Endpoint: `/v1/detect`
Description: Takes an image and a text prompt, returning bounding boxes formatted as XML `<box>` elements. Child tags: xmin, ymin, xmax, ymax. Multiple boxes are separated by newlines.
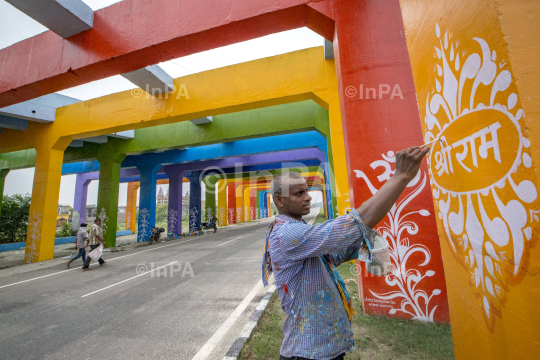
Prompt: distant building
<box><xmin>157</xmin><ymin>186</ymin><xmax>169</xmax><ymax>205</ymax></box>
<box><xmin>182</xmin><ymin>190</ymin><xmax>189</xmax><ymax>216</ymax></box>
<box><xmin>117</xmin><ymin>206</ymin><xmax>126</xmax><ymax>222</ymax></box>
<box><xmin>57</xmin><ymin>204</ymin><xmax>71</xmax><ymax>227</ymax></box>
<box><xmin>86</xmin><ymin>206</ymin><xmax>97</xmax><ymax>223</ymax></box>
<box><xmin>85</xmin><ymin>205</ymin><xmax>127</xmax><ymax>223</ymax></box>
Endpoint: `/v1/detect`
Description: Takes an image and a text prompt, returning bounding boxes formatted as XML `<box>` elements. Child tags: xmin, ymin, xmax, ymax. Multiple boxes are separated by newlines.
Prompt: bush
<box><xmin>0</xmin><ymin>194</ymin><xmax>31</xmax><ymax>244</ymax></box>
<box><xmin>59</xmin><ymin>222</ymin><xmax>72</xmax><ymax>238</ymax></box>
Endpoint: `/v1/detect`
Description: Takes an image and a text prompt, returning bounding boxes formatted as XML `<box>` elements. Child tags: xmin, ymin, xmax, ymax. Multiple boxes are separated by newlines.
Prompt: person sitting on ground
<box><xmin>262</xmin><ymin>146</ymin><xmax>429</xmax><ymax>360</ymax></box>
<box><xmin>82</xmin><ymin>218</ymin><xmax>106</xmax><ymax>271</ymax></box>
<box><xmin>66</xmin><ymin>223</ymin><xmax>88</xmax><ymax>268</ymax></box>
<box><xmin>210</xmin><ymin>214</ymin><xmax>218</xmax><ymax>233</ymax></box>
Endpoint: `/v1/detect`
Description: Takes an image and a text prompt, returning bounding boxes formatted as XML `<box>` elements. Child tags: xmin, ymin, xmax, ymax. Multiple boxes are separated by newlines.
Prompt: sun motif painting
<box><xmin>423</xmin><ymin>24</ymin><xmax>539</xmax><ymax>326</ymax></box>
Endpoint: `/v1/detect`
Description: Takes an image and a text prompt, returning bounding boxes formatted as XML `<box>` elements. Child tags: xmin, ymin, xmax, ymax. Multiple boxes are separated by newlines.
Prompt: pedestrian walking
<box><xmin>210</xmin><ymin>214</ymin><xmax>218</xmax><ymax>233</ymax></box>
<box><xmin>66</xmin><ymin>223</ymin><xmax>89</xmax><ymax>268</ymax></box>
<box><xmin>82</xmin><ymin>218</ymin><xmax>106</xmax><ymax>271</ymax></box>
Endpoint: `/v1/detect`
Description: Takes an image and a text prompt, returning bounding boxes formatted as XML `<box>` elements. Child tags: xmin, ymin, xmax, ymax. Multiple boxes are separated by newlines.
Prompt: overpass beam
<box><xmin>122</xmin><ymin>65</ymin><xmax>174</xmax><ymax>95</ymax></box>
<box><xmin>6</xmin><ymin>0</ymin><xmax>93</xmax><ymax>38</ymax></box>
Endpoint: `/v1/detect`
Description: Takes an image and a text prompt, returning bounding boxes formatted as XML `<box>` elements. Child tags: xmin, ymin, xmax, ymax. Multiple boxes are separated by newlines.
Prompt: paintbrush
<box><xmin>420</xmin><ymin>138</ymin><xmax>442</xmax><ymax>149</ymax></box>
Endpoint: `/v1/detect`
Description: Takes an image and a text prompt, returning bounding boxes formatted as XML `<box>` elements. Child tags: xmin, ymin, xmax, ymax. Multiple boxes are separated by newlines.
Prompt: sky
<box><xmin>0</xmin><ymin>0</ymin><xmax>324</xmax><ymax>207</ymax></box>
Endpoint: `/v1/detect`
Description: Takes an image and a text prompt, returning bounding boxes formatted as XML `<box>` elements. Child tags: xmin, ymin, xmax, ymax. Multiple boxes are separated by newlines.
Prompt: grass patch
<box><xmin>239</xmin><ymin>264</ymin><xmax>454</xmax><ymax>360</ymax></box>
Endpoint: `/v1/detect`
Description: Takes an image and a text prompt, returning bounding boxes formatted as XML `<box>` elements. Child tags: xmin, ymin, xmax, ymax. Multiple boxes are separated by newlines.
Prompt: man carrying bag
<box><xmin>82</xmin><ymin>218</ymin><xmax>107</xmax><ymax>271</ymax></box>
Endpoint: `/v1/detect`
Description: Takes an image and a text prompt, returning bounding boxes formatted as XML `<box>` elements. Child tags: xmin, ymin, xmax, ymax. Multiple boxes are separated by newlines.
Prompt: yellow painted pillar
<box><xmin>235</xmin><ymin>183</ymin><xmax>244</xmax><ymax>223</ymax></box>
<box><xmin>24</xmin><ymin>138</ymin><xmax>70</xmax><ymax>263</ymax></box>
<box><xmin>267</xmin><ymin>193</ymin><xmax>272</xmax><ymax>217</ymax></box>
<box><xmin>243</xmin><ymin>186</ymin><xmax>251</xmax><ymax>222</ymax></box>
<box><xmin>325</xmin><ymin>59</ymin><xmax>351</xmax><ymax>215</ymax></box>
<box><xmin>398</xmin><ymin>1</ymin><xmax>540</xmax><ymax>357</ymax></box>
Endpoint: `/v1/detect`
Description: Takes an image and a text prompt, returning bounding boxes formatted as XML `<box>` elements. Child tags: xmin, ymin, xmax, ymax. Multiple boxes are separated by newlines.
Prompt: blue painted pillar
<box><xmin>136</xmin><ymin>163</ymin><xmax>161</xmax><ymax>242</ymax></box>
<box><xmin>323</xmin><ymin>163</ymin><xmax>334</xmax><ymax>219</ymax></box>
<box><xmin>187</xmin><ymin>170</ymin><xmax>202</xmax><ymax>233</ymax></box>
<box><xmin>260</xmin><ymin>191</ymin><xmax>269</xmax><ymax>218</ymax></box>
<box><xmin>164</xmin><ymin>166</ymin><xmax>186</xmax><ymax>236</ymax></box>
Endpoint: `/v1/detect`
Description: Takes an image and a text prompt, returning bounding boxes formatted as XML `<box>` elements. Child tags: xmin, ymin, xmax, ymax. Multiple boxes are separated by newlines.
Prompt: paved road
<box><xmin>0</xmin><ymin>209</ymin><xmax>318</xmax><ymax>360</ymax></box>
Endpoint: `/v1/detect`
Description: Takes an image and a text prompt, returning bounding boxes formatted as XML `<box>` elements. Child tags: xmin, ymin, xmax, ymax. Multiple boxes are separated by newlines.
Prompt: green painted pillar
<box><xmin>203</xmin><ymin>175</ymin><xmax>219</xmax><ymax>222</ymax></box>
<box><xmin>96</xmin><ymin>154</ymin><xmax>126</xmax><ymax>248</ymax></box>
<box><xmin>0</xmin><ymin>169</ymin><xmax>9</xmax><ymax>218</ymax></box>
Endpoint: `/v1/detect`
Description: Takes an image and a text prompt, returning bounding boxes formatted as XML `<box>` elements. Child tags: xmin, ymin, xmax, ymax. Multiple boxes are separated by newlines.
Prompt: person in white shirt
<box><xmin>82</xmin><ymin>218</ymin><xmax>106</xmax><ymax>271</ymax></box>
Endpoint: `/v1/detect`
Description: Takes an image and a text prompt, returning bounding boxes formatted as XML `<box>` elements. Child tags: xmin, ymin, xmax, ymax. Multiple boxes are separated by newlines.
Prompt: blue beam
<box><xmin>61</xmin><ymin>131</ymin><xmax>327</xmax><ymax>175</ymax></box>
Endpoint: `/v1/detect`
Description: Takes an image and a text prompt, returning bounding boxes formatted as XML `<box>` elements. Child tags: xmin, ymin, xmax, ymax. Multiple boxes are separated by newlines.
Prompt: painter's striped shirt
<box><xmin>268</xmin><ymin>209</ymin><xmax>377</xmax><ymax>360</ymax></box>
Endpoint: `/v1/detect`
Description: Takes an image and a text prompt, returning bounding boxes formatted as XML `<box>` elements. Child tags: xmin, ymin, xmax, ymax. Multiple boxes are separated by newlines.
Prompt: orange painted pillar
<box><xmin>125</xmin><ymin>182</ymin><xmax>138</xmax><ymax>233</ymax></box>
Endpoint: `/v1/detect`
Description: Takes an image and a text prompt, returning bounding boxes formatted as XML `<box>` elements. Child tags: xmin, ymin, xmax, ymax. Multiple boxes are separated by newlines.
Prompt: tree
<box><xmin>155</xmin><ymin>203</ymin><xmax>168</xmax><ymax>226</ymax></box>
<box><xmin>59</xmin><ymin>222</ymin><xmax>72</xmax><ymax>238</ymax></box>
<box><xmin>0</xmin><ymin>194</ymin><xmax>31</xmax><ymax>244</ymax></box>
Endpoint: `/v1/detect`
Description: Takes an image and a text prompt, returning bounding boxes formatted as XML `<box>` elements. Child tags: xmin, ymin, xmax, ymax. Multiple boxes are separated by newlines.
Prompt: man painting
<box><xmin>262</xmin><ymin>147</ymin><xmax>430</xmax><ymax>360</ymax></box>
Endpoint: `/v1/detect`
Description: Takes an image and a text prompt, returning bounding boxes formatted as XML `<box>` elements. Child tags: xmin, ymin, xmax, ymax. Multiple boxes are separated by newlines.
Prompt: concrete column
<box><xmin>125</xmin><ymin>182</ymin><xmax>139</xmax><ymax>233</ymax></box>
<box><xmin>203</xmin><ymin>175</ymin><xmax>218</xmax><ymax>222</ymax></box>
<box><xmin>187</xmin><ymin>171</ymin><xmax>202</xmax><ymax>233</ymax></box>
<box><xmin>136</xmin><ymin>163</ymin><xmax>161</xmax><ymax>242</ymax></box>
<box><xmin>267</xmin><ymin>193</ymin><xmax>272</xmax><ymax>217</ymax></box>
<box><xmin>333</xmin><ymin>0</ymin><xmax>448</xmax><ymax>323</ymax></box>
<box><xmin>227</xmin><ymin>182</ymin><xmax>236</xmax><ymax>224</ymax></box>
<box><xmin>249</xmin><ymin>188</ymin><xmax>257</xmax><ymax>220</ymax></box>
<box><xmin>260</xmin><ymin>191</ymin><xmax>269</xmax><ymax>218</ymax></box>
<box><xmin>72</xmin><ymin>172</ymin><xmax>93</xmax><ymax>231</ymax></box>
<box><xmin>0</xmin><ymin>169</ymin><xmax>9</xmax><ymax>218</ymax></box>
<box><xmin>164</xmin><ymin>166</ymin><xmax>185</xmax><ymax>236</ymax></box>
<box><xmin>217</xmin><ymin>179</ymin><xmax>228</xmax><ymax>226</ymax></box>
<box><xmin>96</xmin><ymin>154</ymin><xmax>126</xmax><ymax>248</ymax></box>
<box><xmin>255</xmin><ymin>189</ymin><xmax>263</xmax><ymax>219</ymax></box>
<box><xmin>24</xmin><ymin>139</ymin><xmax>70</xmax><ymax>263</ymax></box>
<box><xmin>326</xmin><ymin>59</ymin><xmax>352</xmax><ymax>216</ymax></box>
<box><xmin>237</xmin><ymin>184</ymin><xmax>246</xmax><ymax>223</ymax></box>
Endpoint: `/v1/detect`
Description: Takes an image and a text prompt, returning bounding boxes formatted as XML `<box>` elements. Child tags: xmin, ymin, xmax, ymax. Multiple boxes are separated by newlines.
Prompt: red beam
<box><xmin>0</xmin><ymin>0</ymin><xmax>334</xmax><ymax>108</ymax></box>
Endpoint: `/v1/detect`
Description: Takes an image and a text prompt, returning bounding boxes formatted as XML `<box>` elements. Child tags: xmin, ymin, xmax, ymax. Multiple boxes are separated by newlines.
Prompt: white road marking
<box><xmin>0</xmin><ymin>237</ymin><xmax>200</xmax><ymax>290</ymax></box>
<box><xmin>217</xmin><ymin>237</ymin><xmax>242</xmax><ymax>247</ymax></box>
<box><xmin>81</xmin><ymin>261</ymin><xmax>178</xmax><ymax>298</ymax></box>
<box><xmin>190</xmin><ymin>280</ymin><xmax>264</xmax><ymax>360</ymax></box>
<box><xmin>0</xmin><ymin>219</ymin><xmax>281</xmax><ymax>290</ymax></box>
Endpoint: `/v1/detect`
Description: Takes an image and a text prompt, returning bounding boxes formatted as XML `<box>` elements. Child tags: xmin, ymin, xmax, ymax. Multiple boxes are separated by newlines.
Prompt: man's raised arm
<box><xmin>356</xmin><ymin>146</ymin><xmax>430</xmax><ymax>229</ymax></box>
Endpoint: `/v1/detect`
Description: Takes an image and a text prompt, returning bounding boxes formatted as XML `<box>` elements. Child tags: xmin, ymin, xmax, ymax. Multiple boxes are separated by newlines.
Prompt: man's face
<box><xmin>96</xmin><ymin>220</ymin><xmax>101</xmax><ymax>226</ymax></box>
<box><xmin>275</xmin><ymin>178</ymin><xmax>312</xmax><ymax>218</ymax></box>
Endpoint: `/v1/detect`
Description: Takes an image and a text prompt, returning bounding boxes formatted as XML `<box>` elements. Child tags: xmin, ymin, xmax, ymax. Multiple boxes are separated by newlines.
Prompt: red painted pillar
<box><xmin>227</xmin><ymin>183</ymin><xmax>236</xmax><ymax>225</ymax></box>
<box><xmin>249</xmin><ymin>188</ymin><xmax>257</xmax><ymax>220</ymax></box>
<box><xmin>334</xmin><ymin>0</ymin><xmax>449</xmax><ymax>323</ymax></box>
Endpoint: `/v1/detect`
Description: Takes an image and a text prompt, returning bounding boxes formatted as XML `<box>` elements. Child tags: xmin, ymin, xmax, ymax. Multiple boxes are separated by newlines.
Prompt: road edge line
<box><xmin>222</xmin><ymin>284</ymin><xmax>276</xmax><ymax>360</ymax></box>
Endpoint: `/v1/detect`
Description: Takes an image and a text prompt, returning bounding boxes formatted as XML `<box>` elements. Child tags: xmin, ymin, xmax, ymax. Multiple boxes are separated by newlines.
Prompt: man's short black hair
<box><xmin>80</xmin><ymin>223</ymin><xmax>88</xmax><ymax>227</ymax></box>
